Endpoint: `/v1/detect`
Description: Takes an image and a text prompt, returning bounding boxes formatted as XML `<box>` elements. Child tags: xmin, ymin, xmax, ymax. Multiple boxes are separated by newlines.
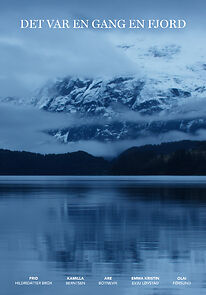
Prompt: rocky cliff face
<box><xmin>32</xmin><ymin>75</ymin><xmax>202</xmax><ymax>117</ymax></box>
<box><xmin>1</xmin><ymin>41</ymin><xmax>206</xmax><ymax>145</ymax></box>
<box><xmin>31</xmin><ymin>71</ymin><xmax>206</xmax><ymax>143</ymax></box>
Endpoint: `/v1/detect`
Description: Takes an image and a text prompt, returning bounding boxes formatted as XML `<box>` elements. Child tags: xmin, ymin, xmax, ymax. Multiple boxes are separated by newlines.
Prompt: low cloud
<box><xmin>0</xmin><ymin>102</ymin><xmax>205</xmax><ymax>157</ymax></box>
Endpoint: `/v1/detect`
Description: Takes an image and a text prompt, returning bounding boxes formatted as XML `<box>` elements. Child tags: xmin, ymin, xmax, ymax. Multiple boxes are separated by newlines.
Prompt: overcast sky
<box><xmin>0</xmin><ymin>0</ymin><xmax>205</xmax><ymax>154</ymax></box>
<box><xmin>0</xmin><ymin>0</ymin><xmax>205</xmax><ymax>97</ymax></box>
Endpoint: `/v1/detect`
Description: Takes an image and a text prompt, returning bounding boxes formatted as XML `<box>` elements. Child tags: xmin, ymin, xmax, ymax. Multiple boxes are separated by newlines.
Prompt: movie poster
<box><xmin>0</xmin><ymin>1</ymin><xmax>206</xmax><ymax>294</ymax></box>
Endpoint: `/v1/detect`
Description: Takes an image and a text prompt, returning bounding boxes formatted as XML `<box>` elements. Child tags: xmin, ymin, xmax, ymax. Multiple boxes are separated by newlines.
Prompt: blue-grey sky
<box><xmin>0</xmin><ymin>0</ymin><xmax>205</xmax><ymax>154</ymax></box>
<box><xmin>0</xmin><ymin>0</ymin><xmax>205</xmax><ymax>97</ymax></box>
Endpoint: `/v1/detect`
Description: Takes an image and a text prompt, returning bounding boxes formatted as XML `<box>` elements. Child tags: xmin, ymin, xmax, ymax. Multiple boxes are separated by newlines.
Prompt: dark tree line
<box><xmin>0</xmin><ymin>150</ymin><xmax>108</xmax><ymax>175</ymax></box>
<box><xmin>1</xmin><ymin>140</ymin><xmax>206</xmax><ymax>175</ymax></box>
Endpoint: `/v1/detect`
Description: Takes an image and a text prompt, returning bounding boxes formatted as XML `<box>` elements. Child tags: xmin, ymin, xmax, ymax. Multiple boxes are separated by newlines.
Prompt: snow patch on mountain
<box><xmin>1</xmin><ymin>34</ymin><xmax>206</xmax><ymax>146</ymax></box>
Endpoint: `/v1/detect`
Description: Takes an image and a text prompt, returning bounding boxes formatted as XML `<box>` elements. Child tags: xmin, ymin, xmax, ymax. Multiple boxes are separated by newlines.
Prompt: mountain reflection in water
<box><xmin>0</xmin><ymin>176</ymin><xmax>206</xmax><ymax>295</ymax></box>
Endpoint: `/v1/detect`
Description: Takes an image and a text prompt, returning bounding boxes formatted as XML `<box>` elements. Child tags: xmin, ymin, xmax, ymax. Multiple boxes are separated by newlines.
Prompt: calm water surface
<box><xmin>0</xmin><ymin>176</ymin><xmax>206</xmax><ymax>295</ymax></box>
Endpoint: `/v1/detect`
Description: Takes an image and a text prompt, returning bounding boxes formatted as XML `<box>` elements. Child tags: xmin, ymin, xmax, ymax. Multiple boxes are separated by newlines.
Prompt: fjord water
<box><xmin>0</xmin><ymin>176</ymin><xmax>206</xmax><ymax>295</ymax></box>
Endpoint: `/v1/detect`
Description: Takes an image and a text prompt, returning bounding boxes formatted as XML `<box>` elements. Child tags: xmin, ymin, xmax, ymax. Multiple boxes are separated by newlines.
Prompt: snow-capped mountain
<box><xmin>1</xmin><ymin>39</ymin><xmax>206</xmax><ymax>146</ymax></box>
<box><xmin>31</xmin><ymin>47</ymin><xmax>206</xmax><ymax>143</ymax></box>
<box><xmin>32</xmin><ymin>75</ymin><xmax>194</xmax><ymax>117</ymax></box>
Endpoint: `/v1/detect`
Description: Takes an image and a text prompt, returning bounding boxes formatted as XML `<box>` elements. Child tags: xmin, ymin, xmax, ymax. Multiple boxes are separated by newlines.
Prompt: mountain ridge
<box><xmin>1</xmin><ymin>41</ymin><xmax>206</xmax><ymax>147</ymax></box>
<box><xmin>1</xmin><ymin>140</ymin><xmax>206</xmax><ymax>175</ymax></box>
